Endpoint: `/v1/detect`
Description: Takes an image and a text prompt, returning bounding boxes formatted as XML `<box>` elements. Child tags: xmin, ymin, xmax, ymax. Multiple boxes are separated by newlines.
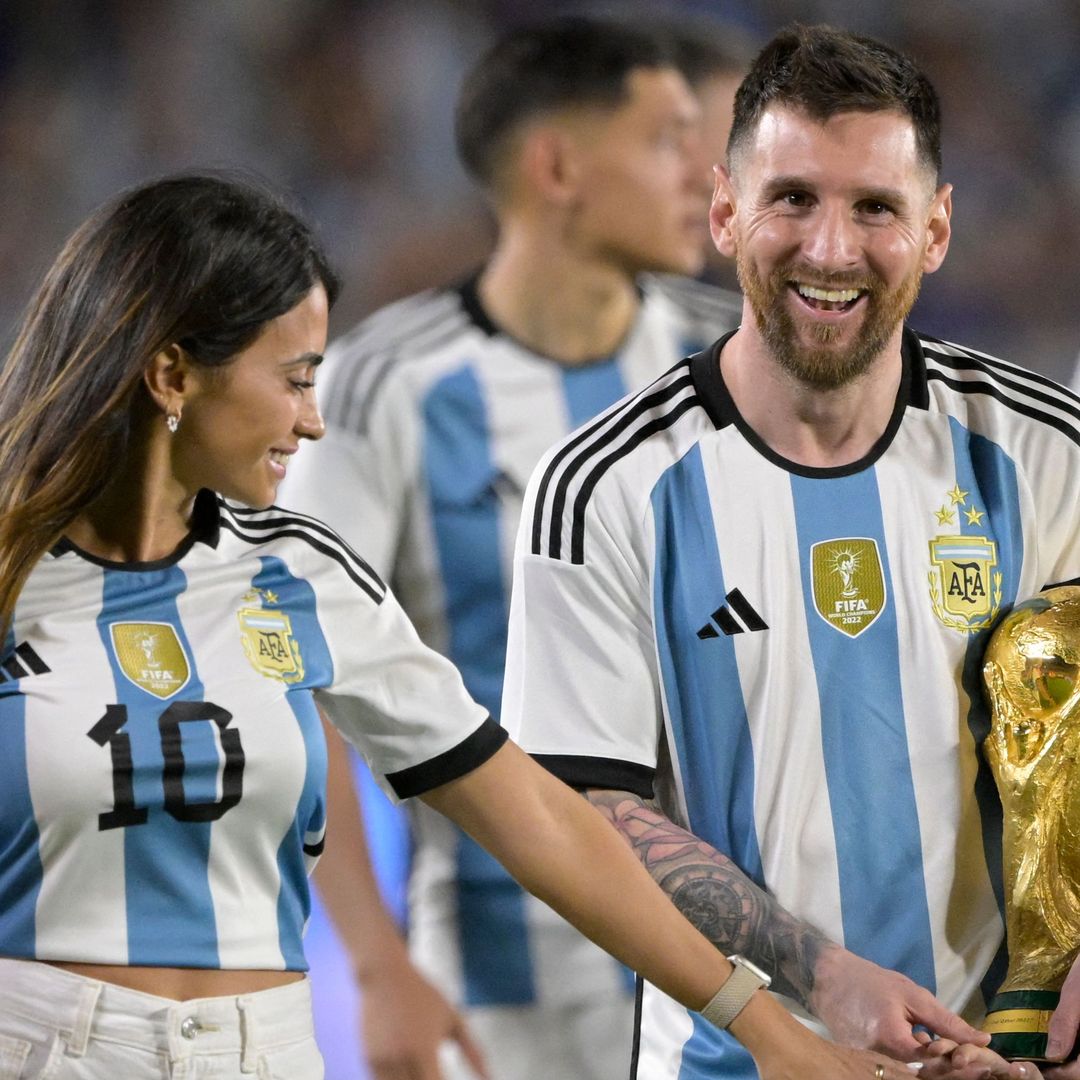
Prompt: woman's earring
<box><xmin>166</xmin><ymin>409</ymin><xmax>182</xmax><ymax>434</ymax></box>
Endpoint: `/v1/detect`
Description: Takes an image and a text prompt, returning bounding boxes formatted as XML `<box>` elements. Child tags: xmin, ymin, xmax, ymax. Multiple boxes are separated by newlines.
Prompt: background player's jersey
<box><xmin>283</xmin><ymin>273</ymin><xmax>741</xmax><ymax>1008</ymax></box>
<box><xmin>504</xmin><ymin>329</ymin><xmax>1080</xmax><ymax>1078</ymax></box>
<box><xmin>0</xmin><ymin>493</ymin><xmax>495</xmax><ymax>971</ymax></box>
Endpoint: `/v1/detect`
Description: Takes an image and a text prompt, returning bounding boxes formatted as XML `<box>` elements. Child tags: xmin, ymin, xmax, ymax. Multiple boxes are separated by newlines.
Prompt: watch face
<box><xmin>729</xmin><ymin>954</ymin><xmax>772</xmax><ymax>987</ymax></box>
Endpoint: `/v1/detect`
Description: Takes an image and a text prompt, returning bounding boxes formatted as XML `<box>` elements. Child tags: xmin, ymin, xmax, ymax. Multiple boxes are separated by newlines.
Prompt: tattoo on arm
<box><xmin>585</xmin><ymin>788</ymin><xmax>831</xmax><ymax>1008</ymax></box>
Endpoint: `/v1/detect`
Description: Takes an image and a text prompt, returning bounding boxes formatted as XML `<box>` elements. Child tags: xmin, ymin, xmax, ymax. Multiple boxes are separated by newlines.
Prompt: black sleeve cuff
<box><xmin>387</xmin><ymin>716</ymin><xmax>508</xmax><ymax>799</ymax></box>
<box><xmin>531</xmin><ymin>753</ymin><xmax>655</xmax><ymax>799</ymax></box>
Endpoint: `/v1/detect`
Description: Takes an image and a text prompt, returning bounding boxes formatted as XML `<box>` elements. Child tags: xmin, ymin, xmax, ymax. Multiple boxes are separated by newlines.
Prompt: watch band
<box><xmin>701</xmin><ymin>956</ymin><xmax>770</xmax><ymax>1030</ymax></box>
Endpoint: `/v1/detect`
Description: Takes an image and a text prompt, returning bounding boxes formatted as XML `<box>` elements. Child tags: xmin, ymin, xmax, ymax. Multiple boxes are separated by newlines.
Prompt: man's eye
<box><xmin>783</xmin><ymin>191</ymin><xmax>810</xmax><ymax>207</ymax></box>
<box><xmin>291</xmin><ymin>379</ymin><xmax>316</xmax><ymax>391</ymax></box>
<box><xmin>860</xmin><ymin>201</ymin><xmax>891</xmax><ymax>216</ymax></box>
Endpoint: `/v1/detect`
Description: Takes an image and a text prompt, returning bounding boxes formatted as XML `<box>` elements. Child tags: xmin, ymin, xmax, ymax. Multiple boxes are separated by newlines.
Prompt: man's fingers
<box><xmin>915</xmin><ymin>997</ymin><xmax>990</xmax><ymax>1047</ymax></box>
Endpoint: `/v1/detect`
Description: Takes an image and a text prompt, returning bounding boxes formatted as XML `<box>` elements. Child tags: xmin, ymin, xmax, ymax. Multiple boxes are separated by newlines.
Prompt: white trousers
<box><xmin>0</xmin><ymin>959</ymin><xmax>323</xmax><ymax>1079</ymax></box>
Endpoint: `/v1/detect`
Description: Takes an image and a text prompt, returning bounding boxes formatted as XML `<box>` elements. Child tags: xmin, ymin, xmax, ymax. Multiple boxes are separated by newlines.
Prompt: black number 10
<box><xmin>87</xmin><ymin>701</ymin><xmax>246</xmax><ymax>831</ymax></box>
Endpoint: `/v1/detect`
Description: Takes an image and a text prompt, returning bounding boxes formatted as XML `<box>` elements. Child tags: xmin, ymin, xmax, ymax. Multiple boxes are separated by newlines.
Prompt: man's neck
<box><xmin>719</xmin><ymin>320</ymin><xmax>906</xmax><ymax>469</ymax></box>
<box><xmin>478</xmin><ymin>224</ymin><xmax>642</xmax><ymax>365</ymax></box>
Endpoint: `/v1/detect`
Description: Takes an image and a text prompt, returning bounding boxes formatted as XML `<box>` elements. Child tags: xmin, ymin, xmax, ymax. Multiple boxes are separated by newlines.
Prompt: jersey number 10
<box><xmin>87</xmin><ymin>701</ymin><xmax>245</xmax><ymax>830</ymax></box>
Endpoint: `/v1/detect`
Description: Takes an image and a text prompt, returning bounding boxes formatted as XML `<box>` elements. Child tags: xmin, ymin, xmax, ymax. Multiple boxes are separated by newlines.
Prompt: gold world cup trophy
<box><xmin>981</xmin><ymin>585</ymin><xmax>1080</xmax><ymax>1061</ymax></box>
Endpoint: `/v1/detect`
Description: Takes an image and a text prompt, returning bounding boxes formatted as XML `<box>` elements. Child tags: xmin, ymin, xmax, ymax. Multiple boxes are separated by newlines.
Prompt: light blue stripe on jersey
<box><xmin>422</xmin><ymin>364</ymin><xmax>533</xmax><ymax>1004</ymax></box>
<box><xmin>947</xmin><ymin>418</ymin><xmax>1022</xmax><ymax>1002</ymax></box>
<box><xmin>98</xmin><ymin>567</ymin><xmax>219</xmax><ymax>967</ymax></box>
<box><xmin>250</xmin><ymin>557</ymin><xmax>331</xmax><ymax>971</ymax></box>
<box><xmin>652</xmin><ymin>445</ymin><xmax>761</xmax><ymax>1080</ymax></box>
<box><xmin>0</xmin><ymin>630</ymin><xmax>43</xmax><ymax>955</ymax></box>
<box><xmin>560</xmin><ymin>358</ymin><xmax>626</xmax><ymax>429</ymax></box>
<box><xmin>423</xmin><ymin>365</ymin><xmax>507</xmax><ymax>718</ymax></box>
<box><xmin>791</xmin><ymin>471</ymin><xmax>936</xmax><ymax>990</ymax></box>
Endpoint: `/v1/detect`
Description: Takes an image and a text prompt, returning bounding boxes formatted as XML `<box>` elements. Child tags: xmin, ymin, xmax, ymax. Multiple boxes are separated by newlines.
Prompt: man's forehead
<box><xmin>735</xmin><ymin>103</ymin><xmax>931</xmax><ymax>188</ymax></box>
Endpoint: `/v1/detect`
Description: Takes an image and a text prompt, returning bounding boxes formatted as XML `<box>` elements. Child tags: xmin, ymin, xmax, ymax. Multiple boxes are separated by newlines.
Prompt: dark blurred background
<box><xmin>3</xmin><ymin>4</ymin><xmax>1079</xmax><ymax>1077</ymax></box>
<box><xmin>2</xmin><ymin>0</ymin><xmax>1080</xmax><ymax>381</ymax></box>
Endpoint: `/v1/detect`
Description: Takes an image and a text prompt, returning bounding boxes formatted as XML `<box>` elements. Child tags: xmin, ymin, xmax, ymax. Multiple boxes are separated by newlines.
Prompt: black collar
<box><xmin>689</xmin><ymin>325</ymin><xmax>928</xmax><ymax>478</ymax></box>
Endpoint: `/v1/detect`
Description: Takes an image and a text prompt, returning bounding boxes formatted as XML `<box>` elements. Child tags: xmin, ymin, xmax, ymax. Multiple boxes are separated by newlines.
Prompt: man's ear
<box><xmin>710</xmin><ymin>165</ymin><xmax>739</xmax><ymax>258</ymax></box>
<box><xmin>143</xmin><ymin>344</ymin><xmax>193</xmax><ymax>416</ymax></box>
<box><xmin>520</xmin><ymin>124</ymin><xmax>583</xmax><ymax>208</ymax></box>
<box><xmin>922</xmin><ymin>182</ymin><xmax>952</xmax><ymax>275</ymax></box>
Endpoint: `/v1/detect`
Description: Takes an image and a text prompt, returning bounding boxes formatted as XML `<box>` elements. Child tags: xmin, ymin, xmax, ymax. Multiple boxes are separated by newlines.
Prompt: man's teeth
<box><xmin>796</xmin><ymin>284</ymin><xmax>861</xmax><ymax>303</ymax></box>
<box><xmin>269</xmin><ymin>451</ymin><xmax>289</xmax><ymax>465</ymax></box>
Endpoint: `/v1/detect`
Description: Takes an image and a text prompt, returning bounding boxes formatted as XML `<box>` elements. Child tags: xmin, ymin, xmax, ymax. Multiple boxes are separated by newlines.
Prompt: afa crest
<box><xmin>110</xmin><ymin>622</ymin><xmax>190</xmax><ymax>699</ymax></box>
<box><xmin>810</xmin><ymin>538</ymin><xmax>887</xmax><ymax>638</ymax></box>
<box><xmin>238</xmin><ymin>589</ymin><xmax>305</xmax><ymax>683</ymax></box>
<box><xmin>927</xmin><ymin>484</ymin><xmax>1001</xmax><ymax>634</ymax></box>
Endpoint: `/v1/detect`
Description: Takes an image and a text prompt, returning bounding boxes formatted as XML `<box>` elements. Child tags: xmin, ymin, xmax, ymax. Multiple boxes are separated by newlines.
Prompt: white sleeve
<box><xmin>502</xmin><ymin>475</ymin><xmax>662</xmax><ymax>797</ymax></box>
<box><xmin>279</xmin><ymin>355</ymin><xmax>417</xmax><ymax>579</ymax></box>
<box><xmin>316</xmin><ymin>579</ymin><xmax>501</xmax><ymax>803</ymax></box>
<box><xmin>266</xmin><ymin>522</ymin><xmax>499</xmax><ymax>803</ymax></box>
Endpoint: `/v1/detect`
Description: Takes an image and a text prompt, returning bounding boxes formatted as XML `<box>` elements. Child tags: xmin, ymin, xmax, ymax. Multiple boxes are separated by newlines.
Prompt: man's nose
<box><xmin>802</xmin><ymin>204</ymin><xmax>860</xmax><ymax>269</ymax></box>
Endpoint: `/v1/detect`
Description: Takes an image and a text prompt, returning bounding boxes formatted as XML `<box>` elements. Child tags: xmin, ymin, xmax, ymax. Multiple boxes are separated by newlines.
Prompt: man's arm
<box><xmin>584</xmin><ymin>787</ymin><xmax>1020</xmax><ymax>1073</ymax></box>
<box><xmin>421</xmin><ymin>740</ymin><xmax>1037</xmax><ymax>1080</ymax></box>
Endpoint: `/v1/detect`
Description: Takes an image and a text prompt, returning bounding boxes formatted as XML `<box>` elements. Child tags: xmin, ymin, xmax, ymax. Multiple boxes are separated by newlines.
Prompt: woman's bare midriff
<box><xmin>44</xmin><ymin>960</ymin><xmax>304</xmax><ymax>1001</ymax></box>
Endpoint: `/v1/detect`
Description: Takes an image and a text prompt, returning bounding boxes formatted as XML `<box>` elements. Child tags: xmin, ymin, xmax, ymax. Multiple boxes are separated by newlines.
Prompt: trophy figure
<box><xmin>982</xmin><ymin>585</ymin><xmax>1080</xmax><ymax>1061</ymax></box>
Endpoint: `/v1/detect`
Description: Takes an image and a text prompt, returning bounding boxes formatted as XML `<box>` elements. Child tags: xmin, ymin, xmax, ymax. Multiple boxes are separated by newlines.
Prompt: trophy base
<box><xmin>983</xmin><ymin>989</ymin><xmax>1062</xmax><ymax>1061</ymax></box>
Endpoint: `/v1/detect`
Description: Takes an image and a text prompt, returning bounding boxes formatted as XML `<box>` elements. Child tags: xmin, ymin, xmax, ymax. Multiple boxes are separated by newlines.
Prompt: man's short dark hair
<box><xmin>729</xmin><ymin>24</ymin><xmax>942</xmax><ymax>178</ymax></box>
<box><xmin>455</xmin><ymin>16</ymin><xmax>674</xmax><ymax>190</ymax></box>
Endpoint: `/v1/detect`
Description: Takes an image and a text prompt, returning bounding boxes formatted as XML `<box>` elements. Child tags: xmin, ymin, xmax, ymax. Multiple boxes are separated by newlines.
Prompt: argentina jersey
<box><xmin>0</xmin><ymin>493</ymin><xmax>494</xmax><ymax>970</ymax></box>
<box><xmin>283</xmin><ymin>272</ymin><xmax>741</xmax><ymax>1008</ymax></box>
<box><xmin>504</xmin><ymin>328</ymin><xmax>1080</xmax><ymax>1078</ymax></box>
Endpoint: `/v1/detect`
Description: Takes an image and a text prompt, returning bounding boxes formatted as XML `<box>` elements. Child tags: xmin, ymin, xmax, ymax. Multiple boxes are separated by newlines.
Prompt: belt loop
<box><xmin>66</xmin><ymin>980</ymin><xmax>102</xmax><ymax>1057</ymax></box>
<box><xmin>237</xmin><ymin>996</ymin><xmax>259</xmax><ymax>1074</ymax></box>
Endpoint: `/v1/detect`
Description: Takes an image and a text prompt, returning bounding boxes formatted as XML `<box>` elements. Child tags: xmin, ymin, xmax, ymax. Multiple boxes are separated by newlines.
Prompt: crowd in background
<box><xmin>2</xmin><ymin>0</ymin><xmax>1080</xmax><ymax>381</ymax></box>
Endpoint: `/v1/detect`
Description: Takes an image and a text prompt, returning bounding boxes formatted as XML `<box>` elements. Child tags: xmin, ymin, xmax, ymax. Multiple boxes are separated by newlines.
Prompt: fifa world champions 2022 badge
<box><xmin>810</xmin><ymin>537</ymin><xmax>887</xmax><ymax>638</ymax></box>
<box><xmin>110</xmin><ymin>622</ymin><xmax>191</xmax><ymax>699</ymax></box>
<box><xmin>237</xmin><ymin>588</ymin><xmax>305</xmax><ymax>683</ymax></box>
<box><xmin>928</xmin><ymin>483</ymin><xmax>1001</xmax><ymax>634</ymax></box>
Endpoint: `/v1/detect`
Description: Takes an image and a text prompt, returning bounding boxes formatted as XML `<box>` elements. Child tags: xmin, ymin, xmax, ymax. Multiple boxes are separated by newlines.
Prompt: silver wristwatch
<box><xmin>700</xmin><ymin>955</ymin><xmax>772</xmax><ymax>1030</ymax></box>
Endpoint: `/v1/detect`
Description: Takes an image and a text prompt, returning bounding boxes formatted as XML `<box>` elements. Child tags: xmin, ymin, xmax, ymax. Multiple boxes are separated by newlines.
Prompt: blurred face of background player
<box><xmin>165</xmin><ymin>284</ymin><xmax>329</xmax><ymax>509</ymax></box>
<box><xmin>551</xmin><ymin>66</ymin><xmax>712</xmax><ymax>278</ymax></box>
<box><xmin>712</xmin><ymin>104</ymin><xmax>951</xmax><ymax>389</ymax></box>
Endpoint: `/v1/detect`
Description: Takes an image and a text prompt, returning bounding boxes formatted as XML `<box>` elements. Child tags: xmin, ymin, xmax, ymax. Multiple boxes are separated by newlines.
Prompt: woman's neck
<box><xmin>64</xmin><ymin>427</ymin><xmax>197</xmax><ymax>563</ymax></box>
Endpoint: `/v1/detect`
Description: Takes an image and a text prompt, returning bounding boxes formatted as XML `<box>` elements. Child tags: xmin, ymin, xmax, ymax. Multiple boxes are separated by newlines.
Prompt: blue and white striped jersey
<box><xmin>0</xmin><ymin>492</ymin><xmax>496</xmax><ymax>971</ymax></box>
<box><xmin>503</xmin><ymin>329</ymin><xmax>1080</xmax><ymax>1078</ymax></box>
<box><xmin>283</xmin><ymin>274</ymin><xmax>741</xmax><ymax>1009</ymax></box>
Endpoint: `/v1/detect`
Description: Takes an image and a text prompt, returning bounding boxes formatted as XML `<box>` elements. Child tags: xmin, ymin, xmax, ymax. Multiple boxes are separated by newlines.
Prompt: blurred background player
<box><xmin>282</xmin><ymin>15</ymin><xmax>750</xmax><ymax>1080</ymax></box>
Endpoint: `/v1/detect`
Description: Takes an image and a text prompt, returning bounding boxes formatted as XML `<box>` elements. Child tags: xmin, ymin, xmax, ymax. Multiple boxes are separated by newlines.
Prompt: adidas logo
<box><xmin>1</xmin><ymin>642</ymin><xmax>51</xmax><ymax>682</ymax></box>
<box><xmin>697</xmin><ymin>589</ymin><xmax>768</xmax><ymax>639</ymax></box>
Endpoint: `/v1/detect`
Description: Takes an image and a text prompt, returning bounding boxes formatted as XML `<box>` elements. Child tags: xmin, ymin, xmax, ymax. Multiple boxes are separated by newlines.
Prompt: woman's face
<box><xmin>173</xmin><ymin>284</ymin><xmax>329</xmax><ymax>508</ymax></box>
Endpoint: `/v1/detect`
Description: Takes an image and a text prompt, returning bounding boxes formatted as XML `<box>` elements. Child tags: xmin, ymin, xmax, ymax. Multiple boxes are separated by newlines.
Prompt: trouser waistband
<box><xmin>0</xmin><ymin>958</ymin><xmax>313</xmax><ymax>1068</ymax></box>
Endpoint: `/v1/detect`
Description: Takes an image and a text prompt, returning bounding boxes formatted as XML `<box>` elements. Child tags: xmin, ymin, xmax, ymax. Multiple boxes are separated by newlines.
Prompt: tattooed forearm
<box><xmin>585</xmin><ymin>788</ymin><xmax>831</xmax><ymax>1008</ymax></box>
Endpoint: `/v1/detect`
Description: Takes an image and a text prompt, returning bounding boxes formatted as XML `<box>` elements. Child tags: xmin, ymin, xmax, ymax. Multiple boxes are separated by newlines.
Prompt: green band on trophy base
<box><xmin>984</xmin><ymin>990</ymin><xmax>1060</xmax><ymax>1061</ymax></box>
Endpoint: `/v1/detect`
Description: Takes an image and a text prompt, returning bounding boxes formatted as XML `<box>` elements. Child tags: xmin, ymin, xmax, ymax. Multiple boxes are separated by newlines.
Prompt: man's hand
<box><xmin>808</xmin><ymin>948</ymin><xmax>1044</xmax><ymax>1078</ymax></box>
<box><xmin>1044</xmin><ymin>952</ymin><xmax>1080</xmax><ymax>1077</ymax></box>
<box><xmin>360</xmin><ymin>960</ymin><xmax>488</xmax><ymax>1080</ymax></box>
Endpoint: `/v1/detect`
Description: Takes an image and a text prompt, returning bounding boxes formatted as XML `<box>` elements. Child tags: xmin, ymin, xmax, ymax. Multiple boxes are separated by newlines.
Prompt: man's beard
<box><xmin>736</xmin><ymin>246</ymin><xmax>922</xmax><ymax>390</ymax></box>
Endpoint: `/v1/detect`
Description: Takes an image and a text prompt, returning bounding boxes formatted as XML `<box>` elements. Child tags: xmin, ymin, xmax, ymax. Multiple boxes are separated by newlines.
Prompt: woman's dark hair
<box><xmin>0</xmin><ymin>171</ymin><xmax>339</xmax><ymax>635</ymax></box>
<box><xmin>729</xmin><ymin>24</ymin><xmax>942</xmax><ymax>179</ymax></box>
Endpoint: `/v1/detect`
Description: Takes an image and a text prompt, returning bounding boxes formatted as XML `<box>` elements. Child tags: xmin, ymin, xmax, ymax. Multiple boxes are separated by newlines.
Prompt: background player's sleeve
<box><xmin>502</xmin><ymin>474</ymin><xmax>662</xmax><ymax>798</ymax></box>
<box><xmin>281</xmin><ymin>353</ymin><xmax>418</xmax><ymax>578</ymax></box>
